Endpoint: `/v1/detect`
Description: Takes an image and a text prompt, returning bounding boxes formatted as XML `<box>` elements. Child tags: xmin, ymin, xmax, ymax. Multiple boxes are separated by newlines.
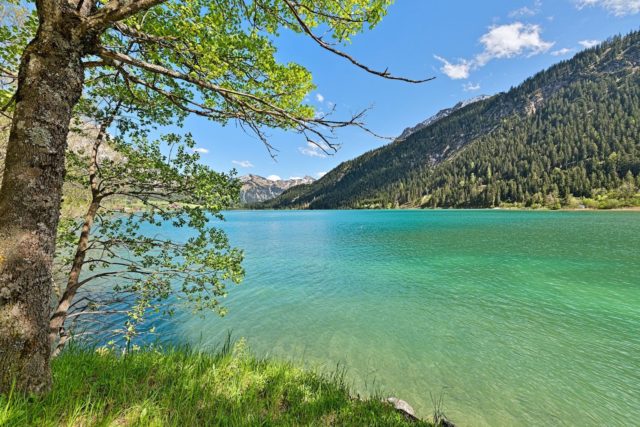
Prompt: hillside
<box><xmin>397</xmin><ymin>95</ymin><xmax>491</xmax><ymax>140</ymax></box>
<box><xmin>263</xmin><ymin>31</ymin><xmax>640</xmax><ymax>210</ymax></box>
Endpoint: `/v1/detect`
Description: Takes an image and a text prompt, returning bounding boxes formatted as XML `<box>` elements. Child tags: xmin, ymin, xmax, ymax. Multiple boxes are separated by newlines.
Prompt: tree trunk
<box><xmin>48</xmin><ymin>198</ymin><xmax>100</xmax><ymax>353</ymax></box>
<box><xmin>49</xmin><ymin>105</ymin><xmax>118</xmax><ymax>356</ymax></box>
<box><xmin>0</xmin><ymin>23</ymin><xmax>86</xmax><ymax>394</ymax></box>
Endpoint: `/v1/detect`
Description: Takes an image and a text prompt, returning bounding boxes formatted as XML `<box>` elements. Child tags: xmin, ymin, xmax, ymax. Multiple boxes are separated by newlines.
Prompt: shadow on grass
<box><xmin>0</xmin><ymin>339</ymin><xmax>434</xmax><ymax>426</ymax></box>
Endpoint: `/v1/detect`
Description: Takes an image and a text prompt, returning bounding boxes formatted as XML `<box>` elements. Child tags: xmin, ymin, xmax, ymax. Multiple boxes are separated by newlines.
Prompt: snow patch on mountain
<box><xmin>398</xmin><ymin>95</ymin><xmax>491</xmax><ymax>140</ymax></box>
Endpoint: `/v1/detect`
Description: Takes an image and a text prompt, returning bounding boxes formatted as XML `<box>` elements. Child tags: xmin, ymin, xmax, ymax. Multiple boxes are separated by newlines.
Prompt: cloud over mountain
<box><xmin>576</xmin><ymin>0</ymin><xmax>640</xmax><ymax>16</ymax></box>
<box><xmin>436</xmin><ymin>22</ymin><xmax>554</xmax><ymax>80</ymax></box>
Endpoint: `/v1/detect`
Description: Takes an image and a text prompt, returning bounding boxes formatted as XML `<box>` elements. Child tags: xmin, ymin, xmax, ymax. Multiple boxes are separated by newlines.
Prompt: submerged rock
<box><xmin>386</xmin><ymin>397</ymin><xmax>456</xmax><ymax>426</ymax></box>
<box><xmin>386</xmin><ymin>397</ymin><xmax>417</xmax><ymax>419</ymax></box>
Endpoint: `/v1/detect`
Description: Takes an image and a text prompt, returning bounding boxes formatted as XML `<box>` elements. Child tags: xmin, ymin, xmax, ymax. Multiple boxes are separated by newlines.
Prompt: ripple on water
<box><xmin>160</xmin><ymin>211</ymin><xmax>640</xmax><ymax>426</ymax></box>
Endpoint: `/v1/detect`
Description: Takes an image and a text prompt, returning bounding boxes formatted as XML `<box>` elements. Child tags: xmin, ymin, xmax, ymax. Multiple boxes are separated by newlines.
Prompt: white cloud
<box><xmin>299</xmin><ymin>141</ymin><xmax>329</xmax><ymax>158</ymax></box>
<box><xmin>434</xmin><ymin>55</ymin><xmax>471</xmax><ymax>80</ymax></box>
<box><xmin>579</xmin><ymin>39</ymin><xmax>600</xmax><ymax>48</ymax></box>
<box><xmin>315</xmin><ymin>93</ymin><xmax>325</xmax><ymax>103</ymax></box>
<box><xmin>551</xmin><ymin>47</ymin><xmax>575</xmax><ymax>56</ymax></box>
<box><xmin>266</xmin><ymin>175</ymin><xmax>281</xmax><ymax>182</ymax></box>
<box><xmin>576</xmin><ymin>0</ymin><xmax>640</xmax><ymax>16</ymax></box>
<box><xmin>232</xmin><ymin>160</ymin><xmax>254</xmax><ymax>168</ymax></box>
<box><xmin>463</xmin><ymin>82</ymin><xmax>481</xmax><ymax>91</ymax></box>
<box><xmin>509</xmin><ymin>0</ymin><xmax>542</xmax><ymax>18</ymax></box>
<box><xmin>316</xmin><ymin>171</ymin><xmax>327</xmax><ymax>178</ymax></box>
<box><xmin>436</xmin><ymin>22</ymin><xmax>553</xmax><ymax>80</ymax></box>
<box><xmin>509</xmin><ymin>6</ymin><xmax>537</xmax><ymax>17</ymax></box>
<box><xmin>192</xmin><ymin>147</ymin><xmax>209</xmax><ymax>154</ymax></box>
<box><xmin>475</xmin><ymin>23</ymin><xmax>554</xmax><ymax>65</ymax></box>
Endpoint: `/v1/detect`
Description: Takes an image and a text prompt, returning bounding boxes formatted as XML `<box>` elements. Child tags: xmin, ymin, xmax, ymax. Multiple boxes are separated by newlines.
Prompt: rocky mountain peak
<box><xmin>398</xmin><ymin>95</ymin><xmax>491</xmax><ymax>141</ymax></box>
<box><xmin>240</xmin><ymin>174</ymin><xmax>315</xmax><ymax>204</ymax></box>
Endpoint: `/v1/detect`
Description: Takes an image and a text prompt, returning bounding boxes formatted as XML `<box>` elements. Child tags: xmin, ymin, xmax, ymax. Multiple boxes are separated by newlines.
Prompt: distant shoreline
<box><xmin>490</xmin><ymin>206</ymin><xmax>640</xmax><ymax>212</ymax></box>
<box><xmin>233</xmin><ymin>206</ymin><xmax>640</xmax><ymax>212</ymax></box>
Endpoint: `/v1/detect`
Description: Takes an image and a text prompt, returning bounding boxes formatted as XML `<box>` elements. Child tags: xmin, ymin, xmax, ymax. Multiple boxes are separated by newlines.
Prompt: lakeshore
<box><xmin>0</xmin><ymin>346</ymin><xmax>433</xmax><ymax>426</ymax></box>
<box><xmin>70</xmin><ymin>210</ymin><xmax>640</xmax><ymax>426</ymax></box>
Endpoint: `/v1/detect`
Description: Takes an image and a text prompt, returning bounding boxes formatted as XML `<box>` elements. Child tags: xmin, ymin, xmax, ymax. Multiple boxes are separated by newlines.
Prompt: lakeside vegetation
<box><xmin>0</xmin><ymin>343</ymin><xmax>432</xmax><ymax>427</ymax></box>
<box><xmin>496</xmin><ymin>187</ymin><xmax>640</xmax><ymax>210</ymax></box>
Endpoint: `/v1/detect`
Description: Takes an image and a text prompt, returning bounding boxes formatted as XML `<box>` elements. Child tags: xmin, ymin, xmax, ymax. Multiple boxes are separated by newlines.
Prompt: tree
<box><xmin>45</xmin><ymin>70</ymin><xmax>231</xmax><ymax>356</ymax></box>
<box><xmin>0</xmin><ymin>0</ymin><xmax>431</xmax><ymax>393</ymax></box>
<box><xmin>3</xmin><ymin>26</ymin><xmax>244</xmax><ymax>361</ymax></box>
<box><xmin>51</xmin><ymin>129</ymin><xmax>243</xmax><ymax>356</ymax></box>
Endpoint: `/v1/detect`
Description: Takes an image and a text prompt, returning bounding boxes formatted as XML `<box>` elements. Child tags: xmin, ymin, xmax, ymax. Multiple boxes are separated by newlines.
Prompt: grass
<box><xmin>0</xmin><ymin>341</ymin><xmax>432</xmax><ymax>426</ymax></box>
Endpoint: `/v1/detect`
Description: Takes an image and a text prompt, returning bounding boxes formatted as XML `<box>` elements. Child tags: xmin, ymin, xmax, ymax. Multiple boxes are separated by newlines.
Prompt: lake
<box><xmin>155</xmin><ymin>210</ymin><xmax>640</xmax><ymax>426</ymax></box>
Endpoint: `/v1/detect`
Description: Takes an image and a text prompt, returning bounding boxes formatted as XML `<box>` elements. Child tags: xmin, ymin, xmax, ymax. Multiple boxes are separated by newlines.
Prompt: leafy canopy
<box><xmin>90</xmin><ymin>0</ymin><xmax>413</xmax><ymax>152</ymax></box>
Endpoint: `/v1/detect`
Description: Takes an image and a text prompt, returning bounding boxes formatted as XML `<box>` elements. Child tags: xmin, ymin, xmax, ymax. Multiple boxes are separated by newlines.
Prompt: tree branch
<box><xmin>113</xmin><ymin>22</ymin><xmax>178</xmax><ymax>44</ymax></box>
<box><xmin>83</xmin><ymin>0</ymin><xmax>166</xmax><ymax>30</ymax></box>
<box><xmin>282</xmin><ymin>0</ymin><xmax>434</xmax><ymax>84</ymax></box>
<box><xmin>83</xmin><ymin>60</ymin><xmax>109</xmax><ymax>68</ymax></box>
<box><xmin>97</xmin><ymin>47</ymin><xmax>389</xmax><ymax>151</ymax></box>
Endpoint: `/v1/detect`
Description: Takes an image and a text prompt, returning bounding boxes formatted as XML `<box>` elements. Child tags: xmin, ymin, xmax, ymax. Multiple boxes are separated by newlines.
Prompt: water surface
<box><xmin>163</xmin><ymin>210</ymin><xmax>639</xmax><ymax>426</ymax></box>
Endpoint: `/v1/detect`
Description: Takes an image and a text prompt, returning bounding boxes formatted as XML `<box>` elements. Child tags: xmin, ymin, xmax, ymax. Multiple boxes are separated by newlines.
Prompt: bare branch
<box><xmin>292</xmin><ymin>2</ymin><xmax>366</xmax><ymax>24</ymax></box>
<box><xmin>66</xmin><ymin>310</ymin><xmax>129</xmax><ymax>319</ymax></box>
<box><xmin>282</xmin><ymin>0</ymin><xmax>434</xmax><ymax>84</ymax></box>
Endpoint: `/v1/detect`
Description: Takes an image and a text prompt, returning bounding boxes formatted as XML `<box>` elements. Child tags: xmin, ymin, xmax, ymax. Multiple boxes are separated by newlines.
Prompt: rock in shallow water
<box><xmin>386</xmin><ymin>397</ymin><xmax>456</xmax><ymax>426</ymax></box>
<box><xmin>386</xmin><ymin>397</ymin><xmax>416</xmax><ymax>417</ymax></box>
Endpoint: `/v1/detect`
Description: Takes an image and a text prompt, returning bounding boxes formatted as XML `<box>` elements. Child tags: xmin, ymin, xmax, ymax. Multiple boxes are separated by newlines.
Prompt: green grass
<box><xmin>0</xmin><ymin>341</ymin><xmax>431</xmax><ymax>426</ymax></box>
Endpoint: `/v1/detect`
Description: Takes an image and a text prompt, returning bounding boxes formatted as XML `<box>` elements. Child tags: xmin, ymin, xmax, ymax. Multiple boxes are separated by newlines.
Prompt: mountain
<box><xmin>1</xmin><ymin>119</ymin><xmax>119</xmax><ymax>176</ymax></box>
<box><xmin>262</xmin><ymin>31</ymin><xmax>640</xmax><ymax>210</ymax></box>
<box><xmin>240</xmin><ymin>175</ymin><xmax>315</xmax><ymax>204</ymax></box>
<box><xmin>397</xmin><ymin>95</ymin><xmax>491</xmax><ymax>140</ymax></box>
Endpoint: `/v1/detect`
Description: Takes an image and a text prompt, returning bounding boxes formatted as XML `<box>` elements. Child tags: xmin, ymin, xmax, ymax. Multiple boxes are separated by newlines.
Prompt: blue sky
<box><xmin>182</xmin><ymin>0</ymin><xmax>640</xmax><ymax>181</ymax></box>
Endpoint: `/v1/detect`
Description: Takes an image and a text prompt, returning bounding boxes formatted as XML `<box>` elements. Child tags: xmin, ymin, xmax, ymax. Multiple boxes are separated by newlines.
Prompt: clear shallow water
<box><xmin>158</xmin><ymin>210</ymin><xmax>639</xmax><ymax>426</ymax></box>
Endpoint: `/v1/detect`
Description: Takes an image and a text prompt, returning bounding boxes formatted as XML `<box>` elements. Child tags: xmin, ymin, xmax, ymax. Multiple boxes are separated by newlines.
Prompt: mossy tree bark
<box><xmin>0</xmin><ymin>14</ymin><xmax>91</xmax><ymax>394</ymax></box>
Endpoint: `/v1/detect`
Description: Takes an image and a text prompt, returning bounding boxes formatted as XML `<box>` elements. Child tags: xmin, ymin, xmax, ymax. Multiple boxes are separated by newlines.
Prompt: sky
<box><xmin>180</xmin><ymin>0</ymin><xmax>640</xmax><ymax>181</ymax></box>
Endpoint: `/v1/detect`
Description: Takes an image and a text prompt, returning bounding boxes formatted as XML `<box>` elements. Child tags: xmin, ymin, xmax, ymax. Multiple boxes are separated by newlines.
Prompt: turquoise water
<box><xmin>161</xmin><ymin>210</ymin><xmax>639</xmax><ymax>426</ymax></box>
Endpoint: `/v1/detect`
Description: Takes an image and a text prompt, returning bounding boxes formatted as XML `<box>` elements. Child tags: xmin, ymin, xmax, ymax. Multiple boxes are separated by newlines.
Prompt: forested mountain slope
<box><xmin>263</xmin><ymin>31</ymin><xmax>640</xmax><ymax>209</ymax></box>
